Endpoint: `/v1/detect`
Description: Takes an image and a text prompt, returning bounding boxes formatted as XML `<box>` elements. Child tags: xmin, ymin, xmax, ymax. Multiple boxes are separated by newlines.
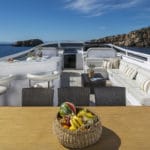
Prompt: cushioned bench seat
<box><xmin>84</xmin><ymin>47</ymin><xmax>119</xmax><ymax>79</ymax></box>
<box><xmin>127</xmin><ymin>86</ymin><xmax>150</xmax><ymax>105</ymax></box>
<box><xmin>108</xmin><ymin>60</ymin><xmax>150</xmax><ymax>106</ymax></box>
<box><xmin>84</xmin><ymin>57</ymin><xmax>120</xmax><ymax>79</ymax></box>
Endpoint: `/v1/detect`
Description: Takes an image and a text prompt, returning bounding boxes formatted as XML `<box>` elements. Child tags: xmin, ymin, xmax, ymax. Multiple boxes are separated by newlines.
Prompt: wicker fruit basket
<box><xmin>53</xmin><ymin>107</ymin><xmax>102</xmax><ymax>149</ymax></box>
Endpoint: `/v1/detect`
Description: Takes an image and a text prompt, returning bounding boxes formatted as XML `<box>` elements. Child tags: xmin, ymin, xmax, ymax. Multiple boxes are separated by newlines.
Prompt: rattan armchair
<box><xmin>58</xmin><ymin>87</ymin><xmax>90</xmax><ymax>106</ymax></box>
<box><xmin>94</xmin><ymin>87</ymin><xmax>126</xmax><ymax>106</ymax></box>
<box><xmin>22</xmin><ymin>88</ymin><xmax>54</xmax><ymax>106</ymax></box>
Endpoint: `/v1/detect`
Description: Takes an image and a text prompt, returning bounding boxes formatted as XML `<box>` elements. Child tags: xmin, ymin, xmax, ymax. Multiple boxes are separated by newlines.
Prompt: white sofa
<box><xmin>84</xmin><ymin>47</ymin><xmax>119</xmax><ymax>79</ymax></box>
<box><xmin>108</xmin><ymin>60</ymin><xmax>150</xmax><ymax>106</ymax></box>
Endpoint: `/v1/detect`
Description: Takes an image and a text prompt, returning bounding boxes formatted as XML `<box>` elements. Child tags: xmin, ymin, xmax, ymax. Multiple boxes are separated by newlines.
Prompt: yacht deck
<box><xmin>1</xmin><ymin>43</ymin><xmax>150</xmax><ymax>106</ymax></box>
<box><xmin>61</xmin><ymin>69</ymin><xmax>114</xmax><ymax>106</ymax></box>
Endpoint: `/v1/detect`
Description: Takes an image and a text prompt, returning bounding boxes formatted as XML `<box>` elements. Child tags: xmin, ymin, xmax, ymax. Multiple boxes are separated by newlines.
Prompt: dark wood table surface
<box><xmin>81</xmin><ymin>73</ymin><xmax>106</xmax><ymax>93</ymax></box>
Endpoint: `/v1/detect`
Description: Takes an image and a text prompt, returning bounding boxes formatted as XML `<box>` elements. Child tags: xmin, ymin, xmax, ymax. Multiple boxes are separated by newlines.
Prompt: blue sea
<box><xmin>122</xmin><ymin>47</ymin><xmax>150</xmax><ymax>55</ymax></box>
<box><xmin>0</xmin><ymin>44</ymin><xmax>33</xmax><ymax>58</ymax></box>
<box><xmin>0</xmin><ymin>43</ymin><xmax>150</xmax><ymax>58</ymax></box>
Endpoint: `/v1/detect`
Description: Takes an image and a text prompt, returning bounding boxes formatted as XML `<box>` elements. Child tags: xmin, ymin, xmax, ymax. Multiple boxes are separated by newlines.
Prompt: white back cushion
<box><xmin>136</xmin><ymin>73</ymin><xmax>150</xmax><ymax>92</ymax></box>
<box><xmin>87</xmin><ymin>48</ymin><xmax>116</xmax><ymax>58</ymax></box>
<box><xmin>42</xmin><ymin>48</ymin><xmax>58</xmax><ymax>58</ymax></box>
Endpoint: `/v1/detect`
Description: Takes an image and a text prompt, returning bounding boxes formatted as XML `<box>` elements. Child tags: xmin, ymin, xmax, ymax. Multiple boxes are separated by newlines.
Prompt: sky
<box><xmin>0</xmin><ymin>0</ymin><xmax>150</xmax><ymax>42</ymax></box>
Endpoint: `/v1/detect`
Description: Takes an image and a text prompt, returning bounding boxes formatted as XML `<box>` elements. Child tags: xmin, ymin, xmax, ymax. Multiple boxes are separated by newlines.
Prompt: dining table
<box><xmin>0</xmin><ymin>106</ymin><xmax>150</xmax><ymax>150</ymax></box>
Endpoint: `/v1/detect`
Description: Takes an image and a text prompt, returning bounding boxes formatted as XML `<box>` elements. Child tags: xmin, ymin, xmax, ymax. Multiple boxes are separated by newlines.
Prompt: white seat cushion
<box><xmin>34</xmin><ymin>82</ymin><xmax>53</xmax><ymax>88</ymax></box>
<box><xmin>128</xmin><ymin>86</ymin><xmax>150</xmax><ymax>105</ymax></box>
<box><xmin>102</xmin><ymin>60</ymin><xmax>113</xmax><ymax>69</ymax></box>
<box><xmin>136</xmin><ymin>73</ymin><xmax>150</xmax><ymax>91</ymax></box>
<box><xmin>42</xmin><ymin>48</ymin><xmax>58</xmax><ymax>58</ymax></box>
<box><xmin>86</xmin><ymin>58</ymin><xmax>104</xmax><ymax>67</ymax></box>
<box><xmin>110</xmin><ymin>58</ymin><xmax>120</xmax><ymax>69</ymax></box>
<box><xmin>109</xmin><ymin>59</ymin><xmax>150</xmax><ymax>105</ymax></box>
<box><xmin>0</xmin><ymin>86</ymin><xmax>7</xmax><ymax>94</ymax></box>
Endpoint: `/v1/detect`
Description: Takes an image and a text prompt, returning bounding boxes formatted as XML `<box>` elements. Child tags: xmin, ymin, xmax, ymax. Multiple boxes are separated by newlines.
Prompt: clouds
<box><xmin>64</xmin><ymin>0</ymin><xmax>105</xmax><ymax>16</ymax></box>
<box><xmin>64</xmin><ymin>0</ymin><xmax>143</xmax><ymax>17</ymax></box>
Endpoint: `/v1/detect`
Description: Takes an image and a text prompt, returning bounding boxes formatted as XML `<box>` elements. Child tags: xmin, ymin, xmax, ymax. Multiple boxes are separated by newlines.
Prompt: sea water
<box><xmin>0</xmin><ymin>44</ymin><xmax>33</xmax><ymax>58</ymax></box>
<box><xmin>121</xmin><ymin>46</ymin><xmax>150</xmax><ymax>55</ymax></box>
<box><xmin>0</xmin><ymin>43</ymin><xmax>150</xmax><ymax>58</ymax></box>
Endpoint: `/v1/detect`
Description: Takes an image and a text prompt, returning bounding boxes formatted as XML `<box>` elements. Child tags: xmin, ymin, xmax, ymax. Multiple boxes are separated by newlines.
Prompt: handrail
<box><xmin>107</xmin><ymin>44</ymin><xmax>150</xmax><ymax>63</ymax></box>
<box><xmin>0</xmin><ymin>47</ymin><xmax>34</xmax><ymax>61</ymax></box>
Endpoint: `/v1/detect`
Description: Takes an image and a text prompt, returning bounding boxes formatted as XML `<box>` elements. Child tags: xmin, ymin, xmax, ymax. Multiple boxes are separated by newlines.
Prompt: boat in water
<box><xmin>0</xmin><ymin>41</ymin><xmax>150</xmax><ymax>106</ymax></box>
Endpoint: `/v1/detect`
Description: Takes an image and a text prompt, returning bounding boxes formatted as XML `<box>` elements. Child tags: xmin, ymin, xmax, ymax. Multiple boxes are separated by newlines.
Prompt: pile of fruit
<box><xmin>58</xmin><ymin>102</ymin><xmax>98</xmax><ymax>131</ymax></box>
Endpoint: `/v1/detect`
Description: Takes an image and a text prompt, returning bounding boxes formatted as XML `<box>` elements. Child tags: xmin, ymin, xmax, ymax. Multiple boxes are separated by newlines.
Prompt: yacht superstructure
<box><xmin>0</xmin><ymin>42</ymin><xmax>150</xmax><ymax>106</ymax></box>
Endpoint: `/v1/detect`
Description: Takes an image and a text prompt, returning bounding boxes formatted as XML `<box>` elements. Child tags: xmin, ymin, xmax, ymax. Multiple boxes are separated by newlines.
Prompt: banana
<box><xmin>69</xmin><ymin>125</ymin><xmax>76</xmax><ymax>131</ymax></box>
<box><xmin>85</xmin><ymin>112</ymin><xmax>94</xmax><ymax>118</ymax></box>
<box><xmin>70</xmin><ymin>119</ymin><xmax>77</xmax><ymax>129</ymax></box>
<box><xmin>77</xmin><ymin>110</ymin><xmax>86</xmax><ymax>117</ymax></box>
<box><xmin>73</xmin><ymin>116</ymin><xmax>83</xmax><ymax>126</ymax></box>
<box><xmin>72</xmin><ymin>117</ymin><xmax>80</xmax><ymax>128</ymax></box>
<box><xmin>77</xmin><ymin>110</ymin><xmax>94</xmax><ymax>118</ymax></box>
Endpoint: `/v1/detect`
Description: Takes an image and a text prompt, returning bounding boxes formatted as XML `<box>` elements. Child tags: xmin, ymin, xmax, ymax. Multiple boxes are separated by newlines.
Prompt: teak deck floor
<box><xmin>61</xmin><ymin>69</ymin><xmax>131</xmax><ymax>106</ymax></box>
<box><xmin>61</xmin><ymin>69</ymin><xmax>95</xmax><ymax>105</ymax></box>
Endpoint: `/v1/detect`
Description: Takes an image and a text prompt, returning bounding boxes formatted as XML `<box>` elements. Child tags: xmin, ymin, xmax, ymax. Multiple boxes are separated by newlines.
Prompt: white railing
<box><xmin>0</xmin><ymin>47</ymin><xmax>34</xmax><ymax>61</ymax></box>
<box><xmin>107</xmin><ymin>44</ymin><xmax>150</xmax><ymax>63</ymax></box>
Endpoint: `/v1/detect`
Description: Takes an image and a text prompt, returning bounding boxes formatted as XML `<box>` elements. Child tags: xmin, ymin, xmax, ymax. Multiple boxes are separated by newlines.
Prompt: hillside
<box><xmin>90</xmin><ymin>27</ymin><xmax>150</xmax><ymax>48</ymax></box>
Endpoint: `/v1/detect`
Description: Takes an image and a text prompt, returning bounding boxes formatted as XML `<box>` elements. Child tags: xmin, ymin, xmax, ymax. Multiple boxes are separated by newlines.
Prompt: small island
<box><xmin>13</xmin><ymin>39</ymin><xmax>43</xmax><ymax>47</ymax></box>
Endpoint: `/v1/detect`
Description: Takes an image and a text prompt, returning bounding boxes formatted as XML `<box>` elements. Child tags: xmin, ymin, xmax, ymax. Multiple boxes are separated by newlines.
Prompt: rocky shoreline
<box><xmin>13</xmin><ymin>39</ymin><xmax>43</xmax><ymax>47</ymax></box>
<box><xmin>12</xmin><ymin>27</ymin><xmax>150</xmax><ymax>48</ymax></box>
<box><xmin>90</xmin><ymin>27</ymin><xmax>150</xmax><ymax>48</ymax></box>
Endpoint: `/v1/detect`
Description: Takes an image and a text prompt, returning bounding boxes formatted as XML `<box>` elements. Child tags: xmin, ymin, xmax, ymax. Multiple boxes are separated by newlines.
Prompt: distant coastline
<box><xmin>90</xmin><ymin>26</ymin><xmax>150</xmax><ymax>48</ymax></box>
<box><xmin>1</xmin><ymin>26</ymin><xmax>150</xmax><ymax>58</ymax></box>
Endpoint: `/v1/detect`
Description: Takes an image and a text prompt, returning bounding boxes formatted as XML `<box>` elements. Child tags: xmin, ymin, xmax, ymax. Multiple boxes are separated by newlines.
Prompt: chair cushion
<box><xmin>126</xmin><ymin>68</ymin><xmax>137</xmax><ymax>79</ymax></box>
<box><xmin>107</xmin><ymin>69</ymin><xmax>120</xmax><ymax>75</ymax></box>
<box><xmin>109</xmin><ymin>60</ymin><xmax>150</xmax><ymax>105</ymax></box>
<box><xmin>86</xmin><ymin>58</ymin><xmax>104</xmax><ymax>67</ymax></box>
<box><xmin>0</xmin><ymin>74</ymin><xmax>14</xmax><ymax>87</ymax></box>
<box><xmin>127</xmin><ymin>86</ymin><xmax>150</xmax><ymax>105</ymax></box>
<box><xmin>35</xmin><ymin>82</ymin><xmax>53</xmax><ymax>88</ymax></box>
<box><xmin>0</xmin><ymin>86</ymin><xmax>7</xmax><ymax>94</ymax></box>
<box><xmin>87</xmin><ymin>48</ymin><xmax>116</xmax><ymax>58</ymax></box>
<box><xmin>119</xmin><ymin>60</ymin><xmax>138</xmax><ymax>79</ymax></box>
<box><xmin>119</xmin><ymin>61</ymin><xmax>128</xmax><ymax>73</ymax></box>
<box><xmin>42</xmin><ymin>48</ymin><xmax>58</xmax><ymax>58</ymax></box>
<box><xmin>102</xmin><ymin>60</ymin><xmax>113</xmax><ymax>69</ymax></box>
<box><xmin>27</xmin><ymin>72</ymin><xmax>53</xmax><ymax>81</ymax></box>
<box><xmin>136</xmin><ymin>73</ymin><xmax>150</xmax><ymax>91</ymax></box>
<box><xmin>109</xmin><ymin>58</ymin><xmax>120</xmax><ymax>69</ymax></box>
<box><xmin>144</xmin><ymin>80</ymin><xmax>150</xmax><ymax>93</ymax></box>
